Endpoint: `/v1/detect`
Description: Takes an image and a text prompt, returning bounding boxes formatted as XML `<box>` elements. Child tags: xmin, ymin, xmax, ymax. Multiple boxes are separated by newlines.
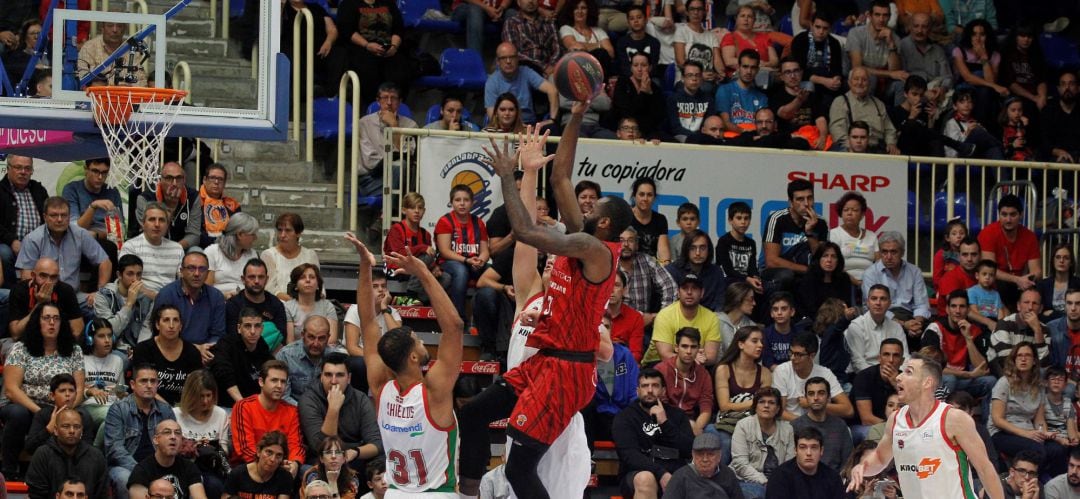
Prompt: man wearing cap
<box><xmin>641</xmin><ymin>273</ymin><xmax>722</xmax><ymax>367</ymax></box>
<box><xmin>663</xmin><ymin>432</ymin><xmax>744</xmax><ymax>498</ymax></box>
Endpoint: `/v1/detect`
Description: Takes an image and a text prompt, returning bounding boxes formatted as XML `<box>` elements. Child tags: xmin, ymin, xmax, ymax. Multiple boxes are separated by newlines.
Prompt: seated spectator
<box><xmin>719</xmin><ymin>281</ymin><xmax>757</xmax><ymax>347</ymax></box>
<box><xmin>731</xmin><ymin>387</ymin><xmax>794</xmax><ymax>498</ymax></box>
<box><xmin>224</xmin><ymin>431</ymin><xmax>295</xmax><ymax>496</ymax></box>
<box><xmin>197</xmin><ymin>163</ymin><xmax>241</xmax><ymax>248</ymax></box>
<box><xmin>1044</xmin><ymin>448</ymin><xmax>1080</xmax><ymax>499</ymax></box>
<box><xmin>895</xmin><ymin>0</ymin><xmax>943</xmax><ymax>34</ymax></box>
<box><xmin>812</xmin><ymin>298</ymin><xmax>857</xmax><ymax>385</ymax></box>
<box><xmin>615</xmin><ymin>6</ymin><xmax>661</xmax><ymax>78</ymax></box>
<box><xmin>424</xmin><ymin>94</ymin><xmax>480</xmax><ymax>132</ymax></box>
<box><xmin>336</xmin><ymin>0</ymin><xmax>413</xmax><ymax>105</ymax></box>
<box><xmin>922</xmin><ymin>290</ymin><xmax>994</xmax><ymax>406</ymax></box>
<box><xmin>486</xmin><ymin>43</ymin><xmax>558</xmax><ymax>126</ymax></box>
<box><xmin>797</xmin><ymin>242</ymin><xmax>856</xmax><ymax>319</ymax></box>
<box><xmin>791</xmin><ymin>376</ymin><xmax>852</xmax><ymax>471</ymax></box>
<box><xmin>763</xmin><ymin>179</ymin><xmax>827</xmax><ymax>295</ymax></box>
<box><xmin>357</xmin><ymin>83</ymin><xmax>418</xmax><ymax>186</ymax></box>
<box><xmin>988</xmin><ymin>289</ymin><xmax>1051</xmax><ymax>376</ymax></box>
<box><xmin>788</xmin><ymin>12</ymin><xmax>844</xmax><ymax>100</ymax></box>
<box><xmin>575</xmin><ymin>181</ymin><xmax>600</xmax><ymax>219</ymax></box>
<box><xmin>262</xmin><ymin>213</ymin><xmax>319</xmax><ymax>301</ymax></box>
<box><xmin>686</xmin><ymin>115</ymin><xmax>727</xmax><ymax>144</ymax></box>
<box><xmin>989</xmin><ymin>342</ymin><xmax>1067</xmax><ymax>480</ymax></box>
<box><xmin>669</xmin><ymin>204</ymin><xmax>698</xmax><ymax>270</ymax></box>
<box><xmin>716</xmin><ymin>49</ymin><xmax>769</xmax><ymax>136</ymax></box>
<box><xmin>774</xmin><ymin>333</ymin><xmax>852</xmax><ymax>421</ymax></box>
<box><xmin>483</xmin><ymin>92</ymin><xmax>529</xmax><ymax>133</ymax></box>
<box><xmin>130</xmin><ymin>161</ymin><xmax>202</xmax><ymax>250</ymax></box>
<box><xmin>728</xmin><ymin>108</ymin><xmax>806</xmax><ymax>149</ymax></box>
<box><xmin>153</xmin><ymin>251</ymin><xmax>226</xmax><ymax>364</ymax></box>
<box><xmin>24</xmin><ymin>373</ymin><xmax>96</xmax><ymax>456</ymax></box>
<box><xmin>666</xmin><ymin>61</ymin><xmax>715</xmax><ymax>142</ymax></box>
<box><xmin>0</xmin><ymin>303</ymin><xmax>85</xmax><ymax>479</ymax></box>
<box><xmin>62</xmin><ymin>157</ymin><xmax>122</xmax><ymax>264</ymax></box>
<box><xmin>716</xmin><ymin>202</ymin><xmax>764</xmax><ymax>295</ymax></box>
<box><xmin>77</xmin><ymin>20</ymin><xmax>146</xmax><ymax>86</ymax></box>
<box><xmin>715</xmin><ymin>326</ymin><xmax>772</xmax><ymax>463</ymax></box>
<box><xmin>118</xmin><ymin>202</ymin><xmax>184</xmax><ymax>299</ymax></box>
<box><xmin>434</xmin><ymin>184</ymin><xmax>490</xmax><ymax>320</ymax></box>
<box><xmin>942</xmin><ymin>88</ymin><xmax>1005</xmax><ymax>159</ymax></box>
<box><xmin>945</xmin><ymin>390</ymin><xmax>1001</xmax><ymax>471</ymax></box>
<box><xmin>846</xmin><ymin>0</ymin><xmax>904</xmax><ymax>101</ymax></box>
<box><xmin>770</xmin><ymin>57</ymin><xmax>830</xmax><ymax>150</ymax></box>
<box><xmin>721</xmin><ymin>6</ymin><xmax>778</xmax><ymax>79</ymax></box>
<box><xmin>612</xmin><ymin>53</ymin><xmax>667</xmax><ymax>141</ymax></box>
<box><xmin>763</xmin><ymin>293</ymin><xmax>805</xmax><ymax>368</ymax></box>
<box><xmin>94</xmin><ymin>255</ymin><xmax>153</xmax><ymax>355</ymax></box>
<box><xmin>612</xmin><ymin>368</ymin><xmax>695</xmax><ymax>499</ymax></box>
<box><xmin>205</xmin><ymin>213</ymin><xmax>259</xmax><ymax>298</ymax></box>
<box><xmin>210</xmin><ymin>307</ymin><xmax>274</xmax><ymax>408</ymax></box>
<box><xmin>861</xmin><ymin>231</ymin><xmax>930</xmax><ymax>337</ymax></box>
<box><xmin>936</xmin><ymin>236</ymin><xmax>980</xmax><ymax>315</ymax></box>
<box><xmin>1042</xmin><ymin>367</ymin><xmax>1078</xmax><ymax>449</ymax></box>
<box><xmin>1041</xmin><ymin>70</ymin><xmax>1080</xmax><ymax>163</ymax></box>
<box><xmin>502</xmin><ymin>0</ymin><xmax>561</xmax><ymax>76</ymax></box>
<box><xmin>82</xmin><ymin>319</ymin><xmax>125</xmax><ymax>424</ymax></box>
<box><xmin>343</xmin><ymin>271</ymin><xmax>401</xmax><ymax>392</ymax></box>
<box><xmin>127</xmin><ymin>420</ymin><xmax>207</xmax><ymax>499</ymax></box>
<box><xmin>584</xmin><ymin>341</ymin><xmax>639</xmax><ymax>445</ymax></box>
<box><xmin>1000</xmin><ymin>97</ymin><xmax>1037</xmax><ymax>161</ymax></box>
<box><xmin>968</xmin><ymin>260</ymin><xmax>1006</xmax><ymax>330</ymax></box>
<box><xmin>1037</xmin><ymin>244</ymin><xmax>1080</xmax><ymax>321</ymax></box>
<box><xmin>450</xmin><ymin>0</ymin><xmax>509</xmax><ymax>54</ymax></box>
<box><xmin>666</xmin><ymin>229</ymin><xmax>726</xmax><ymax>312</ymax></box>
<box><xmin>225</xmin><ymin>259</ymin><xmax>289</xmax><ymax>350</ymax></box>
<box><xmin>605</xmin><ymin>270</ymin><xmax>645</xmax><ymax>362</ymax></box>
<box><xmin>298</xmin><ymin>352</ymin><xmax>382</xmax><ymax>467</ymax></box>
<box><xmin>643</xmin><ymin>275</ymin><xmax>722</xmax><ymax>366</ymax></box>
<box><xmin>890</xmin><ymin>75</ymin><xmax>966</xmax><ymax>157</ymax></box>
<box><xmin>558</xmin><ymin>87</ymin><xmax>615</xmax><ymax>138</ymax></box>
<box><xmin>618</xmin><ymin>227</ymin><xmax>677</xmax><ymax>324</ymax></box>
<box><xmin>26</xmin><ymin>407</ymin><xmax>108</xmax><ymax>498</ymax></box>
<box><xmin>1000</xmin><ymin>23</ymin><xmax>1049</xmax><ymax>116</ymax></box>
<box><xmin>1047</xmin><ymin>289</ymin><xmax>1080</xmax><ymax>387</ymax></box>
<box><xmin>663</xmin><ymin>432</ymin><xmax>742</xmax><ymax>498</ymax></box>
<box><xmin>673</xmin><ymin>0</ymin><xmax>723</xmax><ymax>92</ymax></box>
<box><xmin>850</xmin><ymin>339</ymin><xmax>904</xmax><ymax>428</ymax></box>
<box><xmin>993</xmin><ymin>451</ymin><xmax>1045</xmax><ymax>499</ymax></box>
<box><xmin>382</xmin><ymin>193</ymin><xmax>443</xmax><ymax>301</ymax></box>
<box><xmin>656</xmin><ymin>327</ymin><xmax>715</xmax><ymax>434</ymax></box>
<box><xmin>230</xmin><ymin>360</ymin><xmax>305</xmax><ymax>467</ymax></box>
<box><xmin>278</xmin><ymin>316</ymin><xmax>337</xmax><ymax>404</ymax></box>
<box><xmin>284</xmin><ymin>264</ymin><xmax>338</xmax><ymax>344</ymax></box>
<box><xmin>8</xmin><ymin>257</ymin><xmax>83</xmax><ymax>342</ymax></box>
<box><xmin>898</xmin><ymin>13</ymin><xmax>953</xmax><ymax>110</ymax></box>
<box><xmin>15</xmin><ymin>196</ymin><xmax>111</xmax><ymax>312</ymax></box>
<box><xmin>980</xmin><ymin>195</ymin><xmax>1042</xmax><ymax>312</ymax></box>
<box><xmin>300</xmin><ymin>436</ymin><xmax>362</xmax><ymax>498</ymax></box>
<box><xmin>764</xmin><ymin>426</ymin><xmax>845</xmax><ymax>498</ymax></box>
<box><xmin>133</xmin><ymin>305</ymin><xmax>204</xmax><ymax>405</ymax></box>
<box><xmin>845</xmin><ymin>285</ymin><xmax>910</xmax><ymax>373</ymax></box>
<box><xmin>558</xmin><ymin>0</ymin><xmax>615</xmax><ymax>76</ymax></box>
<box><xmin>628</xmin><ymin>177</ymin><xmax>670</xmax><ymax>262</ymax></box>
<box><xmin>828</xmin><ymin>67</ymin><xmax>899</xmax><ymax>153</ymax></box>
<box><xmin>829</xmin><ymin>192</ymin><xmax>878</xmax><ymax>286</ymax></box>
<box><xmin>173</xmin><ymin>370</ymin><xmax>230</xmax><ymax>499</ymax></box>
<box><xmin>104</xmin><ymin>364</ymin><xmax>176</xmax><ymax>499</ymax></box>
<box><xmin>952</xmin><ymin>19</ymin><xmax>1008</xmax><ymax>124</ymax></box>
<box><xmin>0</xmin><ymin>154</ymin><xmax>47</xmax><ymax>287</ymax></box>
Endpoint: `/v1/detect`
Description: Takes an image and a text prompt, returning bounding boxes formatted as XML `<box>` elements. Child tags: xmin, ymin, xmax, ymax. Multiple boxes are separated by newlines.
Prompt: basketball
<box><xmin>554</xmin><ymin>52</ymin><xmax>604</xmax><ymax>102</ymax></box>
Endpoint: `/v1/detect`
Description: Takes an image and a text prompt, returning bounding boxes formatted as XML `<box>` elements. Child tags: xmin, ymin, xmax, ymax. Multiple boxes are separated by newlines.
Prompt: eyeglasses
<box><xmin>790</xmin><ymin>351</ymin><xmax>811</xmax><ymax>358</ymax></box>
<box><xmin>8</xmin><ymin>165</ymin><xmax>33</xmax><ymax>172</ymax></box>
<box><xmin>160</xmin><ymin>174</ymin><xmax>184</xmax><ymax>183</ymax></box>
<box><xmin>322</xmin><ymin>449</ymin><xmax>346</xmax><ymax>457</ymax></box>
<box><xmin>156</xmin><ymin>429</ymin><xmax>183</xmax><ymax>436</ymax></box>
<box><xmin>86</xmin><ymin>168</ymin><xmax>110</xmax><ymax>177</ymax></box>
<box><xmin>41</xmin><ymin>315</ymin><xmax>62</xmax><ymax>323</ymax></box>
<box><xmin>134</xmin><ymin>378</ymin><xmax>160</xmax><ymax>386</ymax></box>
<box><xmin>1012</xmin><ymin>467</ymin><xmax>1038</xmax><ymax>478</ymax></box>
<box><xmin>619</xmin><ymin>237</ymin><xmax>637</xmax><ymax>244</ymax></box>
<box><xmin>203</xmin><ymin>175</ymin><xmax>226</xmax><ymax>183</ymax></box>
<box><xmin>182</xmin><ymin>265</ymin><xmax>209</xmax><ymax>273</ymax></box>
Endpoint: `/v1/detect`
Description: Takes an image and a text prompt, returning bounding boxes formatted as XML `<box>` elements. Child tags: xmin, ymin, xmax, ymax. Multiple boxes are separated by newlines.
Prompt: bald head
<box><xmin>702</xmin><ymin>115</ymin><xmax>724</xmax><ymax>138</ymax></box>
<box><xmin>496</xmin><ymin>43</ymin><xmax>520</xmax><ymax>75</ymax></box>
<box><xmin>32</xmin><ymin>258</ymin><xmax>60</xmax><ymax>287</ymax></box>
<box><xmin>148</xmin><ymin>478</ymin><xmax>174</xmax><ymax>497</ymax></box>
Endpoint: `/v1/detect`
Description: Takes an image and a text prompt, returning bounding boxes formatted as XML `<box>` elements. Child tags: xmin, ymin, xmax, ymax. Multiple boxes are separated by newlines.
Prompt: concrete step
<box><xmin>166</xmin><ymin>56</ymin><xmax>252</xmax><ymax>78</ymax></box>
<box><xmin>188</xmin><ymin>76</ymin><xmax>258</xmax><ymax>100</ymax></box>
<box><xmin>167</xmin><ymin>37</ymin><xmax>229</xmax><ymax>58</ymax></box>
<box><xmin>167</xmin><ymin>19</ymin><xmax>215</xmax><ymax>39</ymax></box>
<box><xmin>143</xmin><ymin>0</ymin><xmax>213</xmax><ymax>19</ymax></box>
<box><xmin>246</xmin><ymin>202</ymin><xmax>344</xmax><ymax>231</ymax></box>
<box><xmin>217</xmin><ymin>139</ymin><xmax>303</xmax><ymax>162</ymax></box>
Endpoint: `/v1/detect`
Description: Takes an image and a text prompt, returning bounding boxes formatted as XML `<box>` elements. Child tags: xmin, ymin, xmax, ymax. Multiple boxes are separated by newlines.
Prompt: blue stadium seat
<box><xmin>364</xmin><ymin>101</ymin><xmax>414</xmax><ymax>119</ymax></box>
<box><xmin>311</xmin><ymin>97</ymin><xmax>354</xmax><ymax>139</ymax></box>
<box><xmin>424</xmin><ymin>103</ymin><xmax>475</xmax><ymax>127</ymax></box>
<box><xmin>230</xmin><ymin>0</ymin><xmax>245</xmax><ymax>18</ymax></box>
<box><xmin>398</xmin><ymin>0</ymin><xmax>461</xmax><ymax>32</ymax></box>
<box><xmin>1041</xmin><ymin>33</ymin><xmax>1080</xmax><ymax>70</ymax></box>
<box><xmin>663</xmin><ymin>63</ymin><xmax>676</xmax><ymax>93</ymax></box>
<box><xmin>416</xmin><ymin>48</ymin><xmax>488</xmax><ymax>91</ymax></box>
<box><xmin>779</xmin><ymin>14</ymin><xmax>793</xmax><ymax>36</ymax></box>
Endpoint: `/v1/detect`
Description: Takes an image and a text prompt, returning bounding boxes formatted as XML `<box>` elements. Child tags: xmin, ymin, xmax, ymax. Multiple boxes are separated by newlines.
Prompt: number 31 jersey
<box><xmin>377</xmin><ymin>380</ymin><xmax>458</xmax><ymax>495</ymax></box>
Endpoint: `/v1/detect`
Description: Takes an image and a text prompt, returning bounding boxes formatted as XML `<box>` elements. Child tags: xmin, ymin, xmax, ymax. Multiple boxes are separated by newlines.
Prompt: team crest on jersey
<box><xmin>516</xmin><ymin>414</ymin><xmax>528</xmax><ymax>427</ymax></box>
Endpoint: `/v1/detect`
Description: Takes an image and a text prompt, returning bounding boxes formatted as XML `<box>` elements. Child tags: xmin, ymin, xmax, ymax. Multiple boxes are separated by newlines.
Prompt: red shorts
<box><xmin>502</xmin><ymin>354</ymin><xmax>596</xmax><ymax>445</ymax></box>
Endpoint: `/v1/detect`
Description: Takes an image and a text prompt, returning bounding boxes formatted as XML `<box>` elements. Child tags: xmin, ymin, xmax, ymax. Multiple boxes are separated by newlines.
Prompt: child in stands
<box><xmin>82</xmin><ymin>319</ymin><xmax>124</xmax><ymax>425</ymax></box>
<box><xmin>932</xmin><ymin>218</ymin><xmax>968</xmax><ymax>289</ymax></box>
<box><xmin>967</xmin><ymin>259</ymin><xmax>1005</xmax><ymax>330</ymax></box>
<box><xmin>670</xmin><ymin>202</ymin><xmax>700</xmax><ymax>263</ymax></box>
<box><xmin>383</xmin><ymin>192</ymin><xmax>445</xmax><ymax>303</ymax></box>
<box><xmin>1000</xmin><ymin>97</ymin><xmax>1035</xmax><ymax>161</ymax></box>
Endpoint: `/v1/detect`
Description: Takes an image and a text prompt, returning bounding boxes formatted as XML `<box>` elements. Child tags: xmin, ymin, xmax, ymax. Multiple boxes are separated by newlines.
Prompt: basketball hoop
<box><xmin>86</xmin><ymin>86</ymin><xmax>188</xmax><ymax>190</ymax></box>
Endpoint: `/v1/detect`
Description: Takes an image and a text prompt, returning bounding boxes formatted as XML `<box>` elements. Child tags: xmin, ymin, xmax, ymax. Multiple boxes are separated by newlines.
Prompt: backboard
<box><xmin>0</xmin><ymin>0</ymin><xmax>287</xmax><ymax>158</ymax></box>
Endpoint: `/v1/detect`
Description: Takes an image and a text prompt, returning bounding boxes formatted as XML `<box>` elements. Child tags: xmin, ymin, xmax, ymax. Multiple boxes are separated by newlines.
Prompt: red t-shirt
<box><xmin>977</xmin><ymin>221</ymin><xmax>1039</xmax><ymax>276</ymax></box>
<box><xmin>936</xmin><ymin>266</ymin><xmax>978</xmax><ymax>316</ymax></box>
<box><xmin>720</xmin><ymin>31</ymin><xmax>773</xmax><ymax>77</ymax></box>
<box><xmin>932</xmin><ymin>320</ymin><xmax>983</xmax><ymax>370</ymax></box>
<box><xmin>383</xmin><ymin>221</ymin><xmax>433</xmax><ymax>270</ymax></box>
<box><xmin>610</xmin><ymin>303</ymin><xmax>645</xmax><ymax>362</ymax></box>
<box><xmin>434</xmin><ymin>212</ymin><xmax>488</xmax><ymax>263</ymax></box>
<box><xmin>1067</xmin><ymin>328</ymin><xmax>1080</xmax><ymax>382</ymax></box>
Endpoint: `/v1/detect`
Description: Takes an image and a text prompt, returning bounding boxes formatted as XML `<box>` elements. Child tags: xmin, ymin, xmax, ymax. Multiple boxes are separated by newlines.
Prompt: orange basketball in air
<box><xmin>554</xmin><ymin>52</ymin><xmax>604</xmax><ymax>102</ymax></box>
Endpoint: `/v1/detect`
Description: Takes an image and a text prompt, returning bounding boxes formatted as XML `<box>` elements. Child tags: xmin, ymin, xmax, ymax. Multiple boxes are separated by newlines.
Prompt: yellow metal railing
<box><xmin>291</xmin><ymin>7</ymin><xmax>314</xmax><ymax>162</ymax></box>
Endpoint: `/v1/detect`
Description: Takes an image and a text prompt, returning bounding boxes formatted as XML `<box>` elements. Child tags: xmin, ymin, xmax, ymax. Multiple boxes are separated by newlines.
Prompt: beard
<box><xmin>583</xmin><ymin>214</ymin><xmax>599</xmax><ymax>236</ymax></box>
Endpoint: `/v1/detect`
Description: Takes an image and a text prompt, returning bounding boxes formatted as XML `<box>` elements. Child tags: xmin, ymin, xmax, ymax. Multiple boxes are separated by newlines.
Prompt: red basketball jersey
<box><xmin>525</xmin><ymin>241</ymin><xmax>620</xmax><ymax>352</ymax></box>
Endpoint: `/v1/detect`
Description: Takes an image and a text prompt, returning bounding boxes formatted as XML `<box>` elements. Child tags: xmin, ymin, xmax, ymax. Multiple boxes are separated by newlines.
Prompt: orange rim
<box><xmin>85</xmin><ymin>86</ymin><xmax>188</xmax><ymax>125</ymax></box>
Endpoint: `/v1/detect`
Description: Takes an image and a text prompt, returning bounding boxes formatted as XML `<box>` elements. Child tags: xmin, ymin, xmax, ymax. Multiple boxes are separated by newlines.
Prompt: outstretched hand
<box><xmin>385</xmin><ymin>248</ymin><xmax>427</xmax><ymax>276</ymax></box>
<box><xmin>482</xmin><ymin>136</ymin><xmax>520</xmax><ymax>178</ymax></box>
<box><xmin>344</xmin><ymin>232</ymin><xmax>376</xmax><ymax>267</ymax></box>
<box><xmin>517</xmin><ymin>125</ymin><xmax>555</xmax><ymax>172</ymax></box>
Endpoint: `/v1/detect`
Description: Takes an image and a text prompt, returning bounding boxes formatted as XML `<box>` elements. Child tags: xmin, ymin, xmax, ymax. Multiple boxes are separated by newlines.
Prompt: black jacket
<box><xmin>24</xmin><ymin>404</ymin><xmax>96</xmax><ymax>455</ymax></box>
<box><xmin>25</xmin><ymin>437</ymin><xmax>108</xmax><ymax>499</ymax></box>
<box><xmin>209</xmin><ymin>331</ymin><xmax>273</xmax><ymax>408</ymax></box>
<box><xmin>612</xmin><ymin>401</ymin><xmax>695</xmax><ymax>481</ymax></box>
<box><xmin>764</xmin><ymin>459</ymin><xmax>844</xmax><ymax>499</ymax></box>
<box><xmin>0</xmin><ymin>176</ymin><xmax>47</xmax><ymax>246</ymax></box>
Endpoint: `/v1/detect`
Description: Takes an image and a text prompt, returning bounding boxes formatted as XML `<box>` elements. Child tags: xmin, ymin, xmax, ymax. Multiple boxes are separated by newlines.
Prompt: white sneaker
<box><xmin>1044</xmin><ymin>17</ymin><xmax>1069</xmax><ymax>34</ymax></box>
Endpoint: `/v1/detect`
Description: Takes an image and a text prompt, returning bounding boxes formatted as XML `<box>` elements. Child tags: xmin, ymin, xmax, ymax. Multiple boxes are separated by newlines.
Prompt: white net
<box><xmin>86</xmin><ymin>87</ymin><xmax>188</xmax><ymax>190</ymax></box>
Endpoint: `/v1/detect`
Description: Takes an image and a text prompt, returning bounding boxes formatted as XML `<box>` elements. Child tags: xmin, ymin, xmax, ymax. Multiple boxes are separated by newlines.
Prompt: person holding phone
<box><xmin>769</xmin><ymin>56</ymin><xmax>831</xmax><ymax>150</ymax></box>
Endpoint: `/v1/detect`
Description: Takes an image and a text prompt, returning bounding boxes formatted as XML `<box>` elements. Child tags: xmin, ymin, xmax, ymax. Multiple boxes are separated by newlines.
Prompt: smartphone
<box><xmin>799</xmin><ymin>81</ymin><xmax>815</xmax><ymax>92</ymax></box>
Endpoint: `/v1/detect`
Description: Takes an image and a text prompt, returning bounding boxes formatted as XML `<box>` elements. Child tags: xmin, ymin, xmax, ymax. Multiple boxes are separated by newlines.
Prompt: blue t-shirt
<box><xmin>484</xmin><ymin>67</ymin><xmax>547</xmax><ymax>124</ymax></box>
<box><xmin>967</xmin><ymin>285</ymin><xmax>1003</xmax><ymax>320</ymax></box>
<box><xmin>714</xmin><ymin>80</ymin><xmax>768</xmax><ymax>127</ymax></box>
<box><xmin>762</xmin><ymin>322</ymin><xmax>806</xmax><ymax>368</ymax></box>
<box><xmin>61</xmin><ymin>180</ymin><xmax>124</xmax><ymax>232</ymax></box>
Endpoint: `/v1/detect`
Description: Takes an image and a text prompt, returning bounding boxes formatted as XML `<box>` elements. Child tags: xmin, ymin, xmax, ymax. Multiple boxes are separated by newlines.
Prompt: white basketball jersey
<box><xmin>377</xmin><ymin>381</ymin><xmax>458</xmax><ymax>495</ymax></box>
<box><xmin>891</xmin><ymin>401</ymin><xmax>978</xmax><ymax>499</ymax></box>
<box><xmin>504</xmin><ymin>293</ymin><xmax>591</xmax><ymax>498</ymax></box>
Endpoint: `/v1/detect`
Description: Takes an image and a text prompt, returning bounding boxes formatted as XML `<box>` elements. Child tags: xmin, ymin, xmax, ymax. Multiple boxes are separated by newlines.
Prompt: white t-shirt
<box><xmin>261</xmin><ymin>246</ymin><xmax>320</xmax><ymax>297</ymax></box>
<box><xmin>82</xmin><ymin>354</ymin><xmax>125</xmax><ymax>406</ymax></box>
<box><xmin>772</xmin><ymin>361</ymin><xmax>844</xmax><ymax>418</ymax></box>
<box><xmin>646</xmin><ymin>0</ymin><xmax>677</xmax><ymax>65</ymax></box>
<box><xmin>558</xmin><ymin>25</ymin><xmax>610</xmax><ymax>45</ymax></box>
<box><xmin>344</xmin><ymin>304</ymin><xmax>403</xmax><ymax>347</ymax></box>
<box><xmin>205</xmin><ymin>244</ymin><xmax>259</xmax><ymax>295</ymax></box>
<box><xmin>174</xmin><ymin>406</ymin><xmax>232</xmax><ymax>455</ymax></box>
<box><xmin>674</xmin><ymin>23</ymin><xmax>720</xmax><ymax>79</ymax></box>
<box><xmin>828</xmin><ymin>226</ymin><xmax>879</xmax><ymax>282</ymax></box>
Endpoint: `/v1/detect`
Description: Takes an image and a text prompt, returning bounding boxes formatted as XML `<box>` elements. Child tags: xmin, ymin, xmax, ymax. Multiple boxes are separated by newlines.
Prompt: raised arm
<box><xmin>512</xmin><ymin>153</ymin><xmax>545</xmax><ymax>310</ymax></box>
<box><xmin>345</xmin><ymin>233</ymin><xmax>391</xmax><ymax>392</ymax></box>
<box><xmin>551</xmin><ymin>103</ymin><xmax>587</xmax><ymax>234</ymax></box>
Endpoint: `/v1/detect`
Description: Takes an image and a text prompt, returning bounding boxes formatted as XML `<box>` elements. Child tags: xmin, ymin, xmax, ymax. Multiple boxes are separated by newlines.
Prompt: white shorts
<box><xmin>385</xmin><ymin>490</ymin><xmax>459</xmax><ymax>499</ymax></box>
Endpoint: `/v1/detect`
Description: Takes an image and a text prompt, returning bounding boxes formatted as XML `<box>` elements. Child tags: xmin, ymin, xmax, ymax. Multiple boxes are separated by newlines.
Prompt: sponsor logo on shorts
<box><xmin>898</xmin><ymin>457</ymin><xmax>941</xmax><ymax>480</ymax></box>
<box><xmin>516</xmin><ymin>414</ymin><xmax>528</xmax><ymax>427</ymax></box>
